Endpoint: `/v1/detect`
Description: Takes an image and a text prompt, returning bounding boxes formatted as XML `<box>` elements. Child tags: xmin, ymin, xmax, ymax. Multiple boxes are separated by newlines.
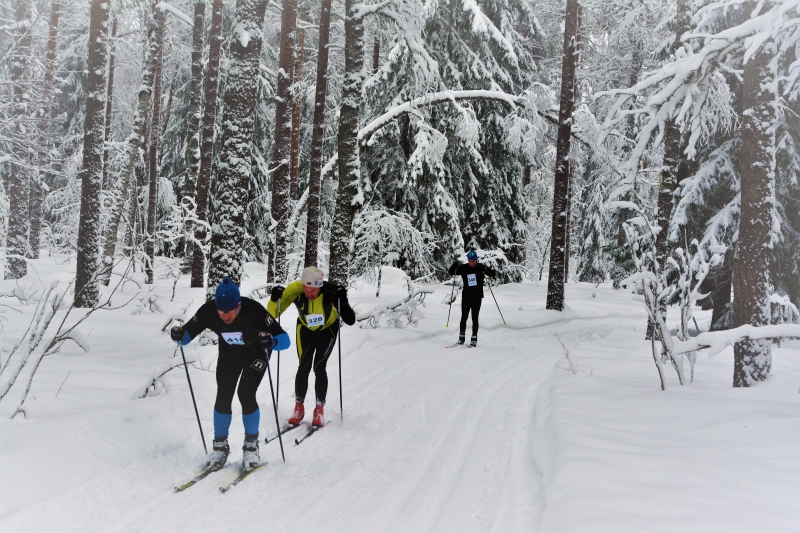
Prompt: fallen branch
<box><xmin>672</xmin><ymin>324</ymin><xmax>800</xmax><ymax>357</ymax></box>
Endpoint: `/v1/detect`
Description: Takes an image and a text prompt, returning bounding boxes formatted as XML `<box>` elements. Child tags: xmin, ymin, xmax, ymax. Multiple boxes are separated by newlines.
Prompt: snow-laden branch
<box><xmin>359</xmin><ymin>90</ymin><xmax>519</xmax><ymax>144</ymax></box>
<box><xmin>672</xmin><ymin>324</ymin><xmax>800</xmax><ymax>357</ymax></box>
<box><xmin>259</xmin><ymin>63</ymin><xmax>277</xmax><ymax>78</ymax></box>
<box><xmin>156</xmin><ymin>2</ymin><xmax>193</xmax><ymax>26</ymax></box>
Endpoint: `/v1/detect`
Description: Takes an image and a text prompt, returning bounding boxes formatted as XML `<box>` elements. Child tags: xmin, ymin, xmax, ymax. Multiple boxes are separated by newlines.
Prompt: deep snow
<box><xmin>1</xmin><ymin>260</ymin><xmax>797</xmax><ymax>533</ymax></box>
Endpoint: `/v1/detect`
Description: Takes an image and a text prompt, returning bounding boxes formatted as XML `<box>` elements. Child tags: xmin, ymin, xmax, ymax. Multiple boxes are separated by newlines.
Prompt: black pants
<box><xmin>295</xmin><ymin>323</ymin><xmax>338</xmax><ymax>405</ymax></box>
<box><xmin>214</xmin><ymin>349</ymin><xmax>267</xmax><ymax>416</ymax></box>
<box><xmin>459</xmin><ymin>297</ymin><xmax>482</xmax><ymax>337</ymax></box>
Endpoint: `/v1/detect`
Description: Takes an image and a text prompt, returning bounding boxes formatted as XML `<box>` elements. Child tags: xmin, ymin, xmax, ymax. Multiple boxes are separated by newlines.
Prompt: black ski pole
<box><xmin>178</xmin><ymin>344</ymin><xmax>207</xmax><ymax>454</ymax></box>
<box><xmin>264</xmin><ymin>346</ymin><xmax>286</xmax><ymax>463</ymax></box>
<box><xmin>276</xmin><ymin>297</ymin><xmax>281</xmax><ymax>410</ymax></box>
<box><xmin>446</xmin><ymin>275</ymin><xmax>456</xmax><ymax>328</ymax></box>
<box><xmin>337</xmin><ymin>294</ymin><xmax>343</xmax><ymax>422</ymax></box>
<box><xmin>487</xmin><ymin>284</ymin><xmax>507</xmax><ymax>326</ymax></box>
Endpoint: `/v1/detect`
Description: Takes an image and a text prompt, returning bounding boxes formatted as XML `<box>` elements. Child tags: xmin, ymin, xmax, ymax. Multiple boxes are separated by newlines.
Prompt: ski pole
<box><xmin>276</xmin><ymin>297</ymin><xmax>281</xmax><ymax>411</ymax></box>
<box><xmin>487</xmin><ymin>284</ymin><xmax>507</xmax><ymax>326</ymax></box>
<box><xmin>264</xmin><ymin>346</ymin><xmax>286</xmax><ymax>463</ymax></box>
<box><xmin>337</xmin><ymin>293</ymin><xmax>343</xmax><ymax>422</ymax></box>
<box><xmin>446</xmin><ymin>275</ymin><xmax>456</xmax><ymax>328</ymax></box>
<box><xmin>178</xmin><ymin>344</ymin><xmax>207</xmax><ymax>454</ymax></box>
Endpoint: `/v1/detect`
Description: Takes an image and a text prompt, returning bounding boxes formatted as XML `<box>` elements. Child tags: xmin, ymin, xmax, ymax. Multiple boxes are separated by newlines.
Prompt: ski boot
<box><xmin>312</xmin><ymin>403</ymin><xmax>325</xmax><ymax>427</ymax></box>
<box><xmin>469</xmin><ymin>335</ymin><xmax>477</xmax><ymax>348</ymax></box>
<box><xmin>242</xmin><ymin>433</ymin><xmax>260</xmax><ymax>471</ymax></box>
<box><xmin>288</xmin><ymin>401</ymin><xmax>304</xmax><ymax>425</ymax></box>
<box><xmin>455</xmin><ymin>333</ymin><xmax>465</xmax><ymax>346</ymax></box>
<box><xmin>207</xmin><ymin>437</ymin><xmax>230</xmax><ymax>469</ymax></box>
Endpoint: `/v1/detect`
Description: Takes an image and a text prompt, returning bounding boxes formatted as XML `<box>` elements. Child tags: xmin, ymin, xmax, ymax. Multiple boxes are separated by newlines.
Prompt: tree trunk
<box><xmin>101</xmin><ymin>3</ymin><xmax>164</xmax><ymax>276</ymax></box>
<box><xmin>182</xmin><ymin>1</ymin><xmax>205</xmax><ymax>274</ymax></box>
<box><xmin>328</xmin><ymin>0</ymin><xmax>366</xmax><ymax>283</ymax></box>
<box><xmin>303</xmin><ymin>0</ymin><xmax>332</xmax><ymax>268</ymax></box>
<box><xmin>101</xmin><ymin>15</ymin><xmax>117</xmax><ymax>193</ymax></box>
<box><xmin>733</xmin><ymin>40</ymin><xmax>776</xmax><ymax>387</ymax></box>
<box><xmin>29</xmin><ymin>1</ymin><xmax>60</xmax><ymax>261</ymax></box>
<box><xmin>372</xmin><ymin>32</ymin><xmax>380</xmax><ymax>74</ymax></box>
<box><xmin>191</xmin><ymin>0</ymin><xmax>224</xmax><ymax>289</ymax></box>
<box><xmin>270</xmin><ymin>0</ymin><xmax>298</xmax><ymax>283</ymax></box>
<box><xmin>289</xmin><ymin>7</ymin><xmax>306</xmax><ymax>203</ymax></box>
<box><xmin>545</xmin><ymin>0</ymin><xmax>581</xmax><ymax>311</ymax></box>
<box><xmin>5</xmin><ymin>0</ymin><xmax>34</xmax><ymax>280</ymax></box>
<box><xmin>206</xmin><ymin>0</ymin><xmax>268</xmax><ymax>290</ymax></box>
<box><xmin>709</xmin><ymin>248</ymin><xmax>733</xmax><ymax>330</ymax></box>
<box><xmin>145</xmin><ymin>31</ymin><xmax>164</xmax><ymax>285</ymax></box>
<box><xmin>74</xmin><ymin>0</ymin><xmax>109</xmax><ymax>307</ymax></box>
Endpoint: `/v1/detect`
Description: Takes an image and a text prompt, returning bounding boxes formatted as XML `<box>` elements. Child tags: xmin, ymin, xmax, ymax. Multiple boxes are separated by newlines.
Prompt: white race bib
<box><xmin>306</xmin><ymin>314</ymin><xmax>325</xmax><ymax>327</ymax></box>
<box><xmin>467</xmin><ymin>274</ymin><xmax>477</xmax><ymax>287</ymax></box>
<box><xmin>221</xmin><ymin>332</ymin><xmax>245</xmax><ymax>345</ymax></box>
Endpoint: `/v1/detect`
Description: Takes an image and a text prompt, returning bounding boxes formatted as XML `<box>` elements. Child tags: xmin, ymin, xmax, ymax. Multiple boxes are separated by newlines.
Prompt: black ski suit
<box><xmin>448</xmin><ymin>261</ymin><xmax>497</xmax><ymax>338</ymax></box>
<box><xmin>182</xmin><ymin>297</ymin><xmax>286</xmax><ymax>416</ymax></box>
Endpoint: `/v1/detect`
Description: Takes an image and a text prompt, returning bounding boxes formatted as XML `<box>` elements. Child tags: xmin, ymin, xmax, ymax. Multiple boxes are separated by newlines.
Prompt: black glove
<box><xmin>270</xmin><ymin>285</ymin><xmax>284</xmax><ymax>302</ymax></box>
<box><xmin>335</xmin><ymin>284</ymin><xmax>348</xmax><ymax>301</ymax></box>
<box><xmin>258</xmin><ymin>331</ymin><xmax>273</xmax><ymax>347</ymax></box>
<box><xmin>170</xmin><ymin>326</ymin><xmax>184</xmax><ymax>342</ymax></box>
<box><xmin>450</xmin><ymin>261</ymin><xmax>460</xmax><ymax>271</ymax></box>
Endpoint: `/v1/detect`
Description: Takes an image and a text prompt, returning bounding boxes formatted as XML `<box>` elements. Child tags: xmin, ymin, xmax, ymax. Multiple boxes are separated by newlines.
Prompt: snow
<box><xmin>156</xmin><ymin>2</ymin><xmax>193</xmax><ymax>26</ymax></box>
<box><xmin>1</xmin><ymin>257</ymin><xmax>798</xmax><ymax>532</ymax></box>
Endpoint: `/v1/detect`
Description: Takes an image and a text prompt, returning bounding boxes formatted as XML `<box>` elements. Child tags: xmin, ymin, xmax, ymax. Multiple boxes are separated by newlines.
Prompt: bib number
<box><xmin>306</xmin><ymin>314</ymin><xmax>325</xmax><ymax>327</ymax></box>
<box><xmin>221</xmin><ymin>332</ymin><xmax>244</xmax><ymax>345</ymax></box>
<box><xmin>467</xmin><ymin>274</ymin><xmax>477</xmax><ymax>287</ymax></box>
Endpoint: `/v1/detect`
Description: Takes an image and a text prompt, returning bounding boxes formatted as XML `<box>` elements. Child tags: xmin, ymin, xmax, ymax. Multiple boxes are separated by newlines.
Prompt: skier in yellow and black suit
<box><xmin>267</xmin><ymin>266</ymin><xmax>355</xmax><ymax>427</ymax></box>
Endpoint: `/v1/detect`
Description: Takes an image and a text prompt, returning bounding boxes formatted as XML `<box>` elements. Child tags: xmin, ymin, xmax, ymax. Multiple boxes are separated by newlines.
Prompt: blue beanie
<box><xmin>215</xmin><ymin>277</ymin><xmax>241</xmax><ymax>311</ymax></box>
<box><xmin>466</xmin><ymin>250</ymin><xmax>478</xmax><ymax>261</ymax></box>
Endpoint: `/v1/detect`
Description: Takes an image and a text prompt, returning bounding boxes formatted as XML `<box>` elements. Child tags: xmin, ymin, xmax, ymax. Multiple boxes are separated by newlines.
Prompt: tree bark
<box><xmin>289</xmin><ymin>7</ymin><xmax>306</xmax><ymax>203</ymax></box>
<box><xmin>101</xmin><ymin>15</ymin><xmax>117</xmax><ymax>193</ymax></box>
<box><xmin>29</xmin><ymin>1</ymin><xmax>60</xmax><ymax>261</ymax></box>
<box><xmin>328</xmin><ymin>0</ymin><xmax>366</xmax><ymax>283</ymax></box>
<box><xmin>372</xmin><ymin>32</ymin><xmax>380</xmax><ymax>74</ymax></box>
<box><xmin>5</xmin><ymin>0</ymin><xmax>34</xmax><ymax>280</ymax></box>
<box><xmin>733</xmin><ymin>39</ymin><xmax>776</xmax><ymax>387</ymax></box>
<box><xmin>74</xmin><ymin>0</ymin><xmax>109</xmax><ymax>307</ymax></box>
<box><xmin>303</xmin><ymin>0</ymin><xmax>332</xmax><ymax>269</ymax></box>
<box><xmin>270</xmin><ymin>0</ymin><xmax>298</xmax><ymax>283</ymax></box>
<box><xmin>182</xmin><ymin>1</ymin><xmax>205</xmax><ymax>273</ymax></box>
<box><xmin>145</xmin><ymin>30</ymin><xmax>164</xmax><ymax>285</ymax></box>
<box><xmin>101</xmin><ymin>3</ymin><xmax>164</xmax><ymax>277</ymax></box>
<box><xmin>545</xmin><ymin>0</ymin><xmax>581</xmax><ymax>311</ymax></box>
<box><xmin>206</xmin><ymin>0</ymin><xmax>268</xmax><ymax>290</ymax></box>
<box><xmin>190</xmin><ymin>0</ymin><xmax>224</xmax><ymax>288</ymax></box>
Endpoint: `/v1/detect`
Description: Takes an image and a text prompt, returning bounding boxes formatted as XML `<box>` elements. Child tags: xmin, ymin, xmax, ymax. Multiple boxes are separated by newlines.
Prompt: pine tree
<box><xmin>144</xmin><ymin>25</ymin><xmax>165</xmax><ymax>285</ymax></box>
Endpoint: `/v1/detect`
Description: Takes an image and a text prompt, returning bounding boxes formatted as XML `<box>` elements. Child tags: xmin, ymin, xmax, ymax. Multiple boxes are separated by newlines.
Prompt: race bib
<box><xmin>467</xmin><ymin>274</ymin><xmax>477</xmax><ymax>287</ymax></box>
<box><xmin>306</xmin><ymin>314</ymin><xmax>325</xmax><ymax>327</ymax></box>
<box><xmin>221</xmin><ymin>332</ymin><xmax>245</xmax><ymax>345</ymax></box>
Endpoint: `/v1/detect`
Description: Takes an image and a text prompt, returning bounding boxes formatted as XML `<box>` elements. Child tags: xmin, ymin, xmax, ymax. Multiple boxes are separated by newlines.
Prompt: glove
<box><xmin>335</xmin><ymin>284</ymin><xmax>348</xmax><ymax>301</ymax></box>
<box><xmin>450</xmin><ymin>261</ymin><xmax>460</xmax><ymax>271</ymax></box>
<box><xmin>170</xmin><ymin>326</ymin><xmax>184</xmax><ymax>342</ymax></box>
<box><xmin>258</xmin><ymin>331</ymin><xmax>273</xmax><ymax>347</ymax></box>
<box><xmin>270</xmin><ymin>285</ymin><xmax>284</xmax><ymax>302</ymax></box>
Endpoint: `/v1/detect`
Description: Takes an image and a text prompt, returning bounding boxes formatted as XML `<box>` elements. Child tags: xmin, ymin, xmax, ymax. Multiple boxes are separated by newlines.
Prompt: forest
<box><xmin>1</xmin><ymin>0</ymin><xmax>799</xmax><ymax>388</ymax></box>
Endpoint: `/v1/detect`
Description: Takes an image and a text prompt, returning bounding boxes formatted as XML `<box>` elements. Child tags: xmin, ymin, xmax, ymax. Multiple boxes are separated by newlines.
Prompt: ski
<box><xmin>445</xmin><ymin>343</ymin><xmax>466</xmax><ymax>349</ymax></box>
<box><xmin>174</xmin><ymin>465</ymin><xmax>222</xmax><ymax>492</ymax></box>
<box><xmin>219</xmin><ymin>462</ymin><xmax>268</xmax><ymax>493</ymax></box>
<box><xmin>294</xmin><ymin>425</ymin><xmax>321</xmax><ymax>445</ymax></box>
<box><xmin>264</xmin><ymin>423</ymin><xmax>301</xmax><ymax>444</ymax></box>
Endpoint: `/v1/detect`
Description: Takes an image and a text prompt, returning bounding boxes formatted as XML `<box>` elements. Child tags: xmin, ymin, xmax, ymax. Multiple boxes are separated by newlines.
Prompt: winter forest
<box><xmin>1</xmin><ymin>0</ymin><xmax>800</xmax><ymax>530</ymax></box>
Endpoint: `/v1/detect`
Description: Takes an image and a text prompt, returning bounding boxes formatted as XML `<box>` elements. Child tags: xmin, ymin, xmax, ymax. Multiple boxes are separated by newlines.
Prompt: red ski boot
<box><xmin>288</xmin><ymin>402</ymin><xmax>304</xmax><ymax>425</ymax></box>
<box><xmin>312</xmin><ymin>404</ymin><xmax>325</xmax><ymax>427</ymax></box>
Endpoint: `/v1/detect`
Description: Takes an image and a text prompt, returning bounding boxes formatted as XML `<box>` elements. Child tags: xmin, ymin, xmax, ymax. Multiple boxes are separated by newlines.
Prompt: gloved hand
<box><xmin>335</xmin><ymin>284</ymin><xmax>348</xmax><ymax>301</ymax></box>
<box><xmin>451</xmin><ymin>260</ymin><xmax>460</xmax><ymax>270</ymax></box>
<box><xmin>270</xmin><ymin>285</ymin><xmax>284</xmax><ymax>302</ymax></box>
<box><xmin>170</xmin><ymin>325</ymin><xmax>184</xmax><ymax>342</ymax></box>
<box><xmin>258</xmin><ymin>331</ymin><xmax>273</xmax><ymax>348</ymax></box>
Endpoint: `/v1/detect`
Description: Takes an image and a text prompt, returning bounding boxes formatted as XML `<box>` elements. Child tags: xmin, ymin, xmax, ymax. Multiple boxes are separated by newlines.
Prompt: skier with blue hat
<box><xmin>170</xmin><ymin>277</ymin><xmax>290</xmax><ymax>471</ymax></box>
<box><xmin>448</xmin><ymin>249</ymin><xmax>497</xmax><ymax>347</ymax></box>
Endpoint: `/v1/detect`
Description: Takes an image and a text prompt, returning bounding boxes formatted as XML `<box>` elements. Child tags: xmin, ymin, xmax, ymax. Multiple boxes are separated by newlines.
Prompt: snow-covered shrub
<box><xmin>770</xmin><ymin>293</ymin><xmax>800</xmax><ymax>326</ymax></box>
<box><xmin>356</xmin><ymin>275</ymin><xmax>434</xmax><ymax>329</ymax></box>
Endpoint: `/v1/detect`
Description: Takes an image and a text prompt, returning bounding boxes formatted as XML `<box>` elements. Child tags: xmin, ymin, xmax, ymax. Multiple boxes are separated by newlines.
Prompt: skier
<box><xmin>170</xmin><ymin>277</ymin><xmax>290</xmax><ymax>471</ymax></box>
<box><xmin>448</xmin><ymin>249</ymin><xmax>498</xmax><ymax>347</ymax></box>
<box><xmin>268</xmin><ymin>266</ymin><xmax>355</xmax><ymax>428</ymax></box>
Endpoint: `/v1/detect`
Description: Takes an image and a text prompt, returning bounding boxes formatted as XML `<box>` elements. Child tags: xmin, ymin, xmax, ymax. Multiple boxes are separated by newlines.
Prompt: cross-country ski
<box><xmin>219</xmin><ymin>463</ymin><xmax>268</xmax><ymax>493</ymax></box>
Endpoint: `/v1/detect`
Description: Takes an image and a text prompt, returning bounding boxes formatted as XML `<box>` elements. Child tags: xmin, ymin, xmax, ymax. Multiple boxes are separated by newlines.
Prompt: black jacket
<box><xmin>183</xmin><ymin>297</ymin><xmax>285</xmax><ymax>357</ymax></box>
<box><xmin>448</xmin><ymin>262</ymin><xmax>497</xmax><ymax>299</ymax></box>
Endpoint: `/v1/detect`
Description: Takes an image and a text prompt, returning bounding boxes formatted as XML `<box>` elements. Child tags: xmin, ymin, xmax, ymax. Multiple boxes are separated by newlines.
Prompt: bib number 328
<box><xmin>306</xmin><ymin>314</ymin><xmax>325</xmax><ymax>327</ymax></box>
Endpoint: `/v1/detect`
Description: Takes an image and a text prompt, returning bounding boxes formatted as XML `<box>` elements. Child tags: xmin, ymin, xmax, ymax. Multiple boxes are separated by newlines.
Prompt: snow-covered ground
<box><xmin>1</xmin><ymin>259</ymin><xmax>798</xmax><ymax>533</ymax></box>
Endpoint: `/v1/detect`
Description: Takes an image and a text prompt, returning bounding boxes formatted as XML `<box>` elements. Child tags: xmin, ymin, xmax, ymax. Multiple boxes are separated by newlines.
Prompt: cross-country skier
<box><xmin>448</xmin><ymin>250</ymin><xmax>498</xmax><ymax>347</ymax></box>
<box><xmin>170</xmin><ymin>277</ymin><xmax>290</xmax><ymax>471</ymax></box>
<box><xmin>268</xmin><ymin>267</ymin><xmax>355</xmax><ymax>428</ymax></box>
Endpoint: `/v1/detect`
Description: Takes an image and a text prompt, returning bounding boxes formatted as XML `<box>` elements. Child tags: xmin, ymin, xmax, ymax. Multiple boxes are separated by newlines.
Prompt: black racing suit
<box><xmin>183</xmin><ymin>297</ymin><xmax>285</xmax><ymax>417</ymax></box>
<box><xmin>268</xmin><ymin>281</ymin><xmax>356</xmax><ymax>405</ymax></box>
<box><xmin>448</xmin><ymin>261</ymin><xmax>497</xmax><ymax>339</ymax></box>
